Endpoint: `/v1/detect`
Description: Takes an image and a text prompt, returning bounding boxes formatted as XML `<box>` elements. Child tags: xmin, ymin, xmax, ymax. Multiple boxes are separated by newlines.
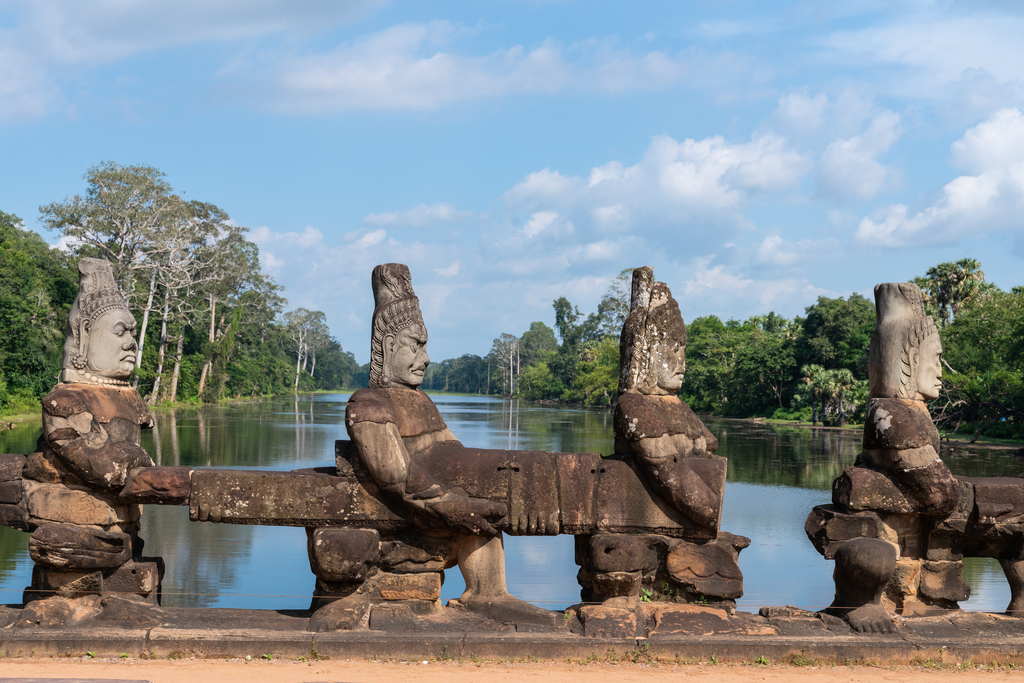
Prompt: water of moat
<box><xmin>2</xmin><ymin>394</ymin><xmax>1022</xmax><ymax>614</ymax></box>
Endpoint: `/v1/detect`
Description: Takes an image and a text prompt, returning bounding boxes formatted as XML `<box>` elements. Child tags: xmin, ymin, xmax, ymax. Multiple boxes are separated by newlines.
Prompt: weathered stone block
<box><xmin>189</xmin><ymin>468</ymin><xmax>404</xmax><ymax>528</ymax></box>
<box><xmin>0</xmin><ymin>453</ymin><xmax>26</xmax><ymax>481</ymax></box>
<box><xmin>919</xmin><ymin>560</ymin><xmax>970</xmax><ymax>603</ymax></box>
<box><xmin>413</xmin><ymin>444</ymin><xmax>510</xmax><ymax>501</ymax></box>
<box><xmin>103</xmin><ymin>559</ymin><xmax>163</xmax><ymax>600</ymax></box>
<box><xmin>805</xmin><ymin>504</ymin><xmax>883</xmax><ymax>558</ymax></box>
<box><xmin>666</xmin><ymin>539</ymin><xmax>743</xmax><ymax>600</ymax></box>
<box><xmin>832</xmin><ymin>466</ymin><xmax>913</xmax><ymax>513</ymax></box>
<box><xmin>29</xmin><ymin>523</ymin><xmax>132</xmax><ymax>569</ymax></box>
<box><xmin>121</xmin><ymin>466</ymin><xmax>192</xmax><ymax>504</ymax></box>
<box><xmin>23</xmin><ymin>480</ymin><xmax>133</xmax><ymax>526</ymax></box>
<box><xmin>587</xmin><ymin>534</ymin><xmax>655</xmax><ymax>573</ymax></box>
<box><xmin>0</xmin><ymin>479</ymin><xmax>21</xmax><ymax>504</ymax></box>
<box><xmin>22</xmin><ymin>451</ymin><xmax>63</xmax><ymax>483</ymax></box>
<box><xmin>378</xmin><ymin>534</ymin><xmax>458</xmax><ymax>573</ymax></box>
<box><xmin>595</xmin><ymin>456</ymin><xmax>713</xmax><ymax>539</ymax></box>
<box><xmin>307</xmin><ymin>527</ymin><xmax>379</xmax><ymax>583</ymax></box>
<box><xmin>308</xmin><ymin>592</ymin><xmax>370</xmax><ymax>632</ymax></box>
<box><xmin>590</xmin><ymin>570</ymin><xmax>641</xmax><ymax>597</ymax></box>
<box><xmin>374</xmin><ymin>571</ymin><xmax>442</xmax><ymax>601</ymax></box>
<box><xmin>508</xmin><ymin>451</ymin><xmax>560</xmax><ymax>535</ymax></box>
<box><xmin>556</xmin><ymin>451</ymin><xmax>600</xmax><ymax>534</ymax></box>
<box><xmin>0</xmin><ymin>502</ymin><xmax>30</xmax><ymax>530</ymax></box>
<box><xmin>644</xmin><ymin>604</ymin><xmax>751</xmax><ymax>636</ymax></box>
<box><xmin>961</xmin><ymin>477</ymin><xmax>1024</xmax><ymax>525</ymax></box>
<box><xmin>578</xmin><ymin>605</ymin><xmax>638</xmax><ymax>638</ymax></box>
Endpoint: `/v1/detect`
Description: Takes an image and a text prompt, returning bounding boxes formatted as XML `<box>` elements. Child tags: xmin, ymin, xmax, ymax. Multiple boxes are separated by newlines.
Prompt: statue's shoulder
<box><xmin>346</xmin><ymin>388</ymin><xmax>446</xmax><ymax>437</ymax></box>
<box><xmin>43</xmin><ymin>383</ymin><xmax>151</xmax><ymax>426</ymax></box>
<box><xmin>863</xmin><ymin>398</ymin><xmax>938</xmax><ymax>451</ymax></box>
<box><xmin>346</xmin><ymin>388</ymin><xmax>397</xmax><ymax>425</ymax></box>
<box><xmin>614</xmin><ymin>392</ymin><xmax>668</xmax><ymax>441</ymax></box>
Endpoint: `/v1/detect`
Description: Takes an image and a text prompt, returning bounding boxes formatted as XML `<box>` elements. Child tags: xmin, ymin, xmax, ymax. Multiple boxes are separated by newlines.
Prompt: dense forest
<box><xmin>2</xmin><ymin>163</ymin><xmax>1021</xmax><ymax>442</ymax></box>
<box><xmin>0</xmin><ymin>163</ymin><xmax>364</xmax><ymax>416</ymax></box>
<box><xmin>422</xmin><ymin>261</ymin><xmax>1023</xmax><ymax>442</ymax></box>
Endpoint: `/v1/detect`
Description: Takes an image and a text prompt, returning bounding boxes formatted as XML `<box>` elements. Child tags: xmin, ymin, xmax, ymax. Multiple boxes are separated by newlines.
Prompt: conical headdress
<box><xmin>62</xmin><ymin>258</ymin><xmax>130</xmax><ymax>373</ymax></box>
<box><xmin>369</xmin><ymin>263</ymin><xmax>424</xmax><ymax>388</ymax></box>
<box><xmin>869</xmin><ymin>282</ymin><xmax>939</xmax><ymax>399</ymax></box>
<box><xmin>618</xmin><ymin>266</ymin><xmax>687</xmax><ymax>395</ymax></box>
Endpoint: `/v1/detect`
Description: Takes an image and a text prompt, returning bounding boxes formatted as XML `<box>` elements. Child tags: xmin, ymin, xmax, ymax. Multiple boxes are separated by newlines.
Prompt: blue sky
<box><xmin>2</xmin><ymin>1</ymin><xmax>1024</xmax><ymax>363</ymax></box>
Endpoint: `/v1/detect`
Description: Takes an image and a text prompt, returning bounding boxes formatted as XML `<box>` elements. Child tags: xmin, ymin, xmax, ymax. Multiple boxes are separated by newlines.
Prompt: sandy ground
<box><xmin>1</xmin><ymin>659</ymin><xmax>1023</xmax><ymax>682</ymax></box>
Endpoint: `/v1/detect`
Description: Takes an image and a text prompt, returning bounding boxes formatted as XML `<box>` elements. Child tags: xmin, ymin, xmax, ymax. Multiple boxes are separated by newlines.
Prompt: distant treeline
<box><xmin>2</xmin><ymin>163</ymin><xmax>1021</xmax><ymax>443</ymax></box>
<box><xmin>0</xmin><ymin>163</ymin><xmax>366</xmax><ymax>415</ymax></box>
<box><xmin>422</xmin><ymin>261</ymin><xmax>1024</xmax><ymax>442</ymax></box>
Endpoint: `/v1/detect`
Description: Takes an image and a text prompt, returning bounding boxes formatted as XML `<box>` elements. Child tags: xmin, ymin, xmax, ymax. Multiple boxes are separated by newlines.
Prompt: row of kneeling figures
<box><xmin>0</xmin><ymin>257</ymin><xmax>1020</xmax><ymax>634</ymax></box>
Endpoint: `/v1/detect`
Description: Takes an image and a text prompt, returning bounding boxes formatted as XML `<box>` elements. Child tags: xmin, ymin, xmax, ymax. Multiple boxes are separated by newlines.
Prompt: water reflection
<box><xmin>0</xmin><ymin>396</ymin><xmax>1021</xmax><ymax>613</ymax></box>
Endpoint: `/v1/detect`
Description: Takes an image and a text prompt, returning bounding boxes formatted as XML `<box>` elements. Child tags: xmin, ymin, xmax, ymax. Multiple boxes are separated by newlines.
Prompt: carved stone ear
<box><xmin>381</xmin><ymin>333</ymin><xmax>396</xmax><ymax>386</ymax></box>
<box><xmin>77</xmin><ymin>319</ymin><xmax>91</xmax><ymax>367</ymax></box>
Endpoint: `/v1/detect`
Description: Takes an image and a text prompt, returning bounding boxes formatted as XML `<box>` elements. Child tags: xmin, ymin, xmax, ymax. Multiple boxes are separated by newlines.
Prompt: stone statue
<box><xmin>576</xmin><ymin>266</ymin><xmax>746</xmax><ymax>606</ymax></box>
<box><xmin>18</xmin><ymin>258</ymin><xmax>161</xmax><ymax>611</ymax></box>
<box><xmin>344</xmin><ymin>263</ymin><xmax>547</xmax><ymax>622</ymax></box>
<box><xmin>807</xmin><ymin>282</ymin><xmax>961</xmax><ymax>631</ymax></box>
<box><xmin>861</xmin><ymin>283</ymin><xmax>959</xmax><ymax>515</ymax></box>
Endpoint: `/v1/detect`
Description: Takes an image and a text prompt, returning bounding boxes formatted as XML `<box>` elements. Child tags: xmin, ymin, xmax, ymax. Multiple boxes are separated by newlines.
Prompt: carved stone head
<box><xmin>61</xmin><ymin>258</ymin><xmax>138</xmax><ymax>386</ymax></box>
<box><xmin>618</xmin><ymin>266</ymin><xmax>688</xmax><ymax>396</ymax></box>
<box><xmin>869</xmin><ymin>282</ymin><xmax>942</xmax><ymax>401</ymax></box>
<box><xmin>369</xmin><ymin>263</ymin><xmax>430</xmax><ymax>389</ymax></box>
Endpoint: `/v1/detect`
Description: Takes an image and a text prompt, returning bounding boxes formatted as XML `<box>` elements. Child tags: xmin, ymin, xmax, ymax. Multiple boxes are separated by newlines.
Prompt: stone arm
<box><xmin>627</xmin><ymin>434</ymin><xmax>726</xmax><ymax>530</ymax></box>
<box><xmin>861</xmin><ymin>399</ymin><xmax>959</xmax><ymax>517</ymax></box>
<box><xmin>348</xmin><ymin>420</ymin><xmax>506</xmax><ymax>535</ymax></box>
<box><xmin>615</xmin><ymin>394</ymin><xmax>725</xmax><ymax>530</ymax></box>
<box><xmin>43</xmin><ymin>411</ymin><xmax>154</xmax><ymax>489</ymax></box>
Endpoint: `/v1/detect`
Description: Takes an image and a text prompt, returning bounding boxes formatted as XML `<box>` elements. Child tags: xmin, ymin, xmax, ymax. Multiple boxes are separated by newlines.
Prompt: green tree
<box><xmin>729</xmin><ymin>325</ymin><xmax>797</xmax><ymax>414</ymax></box>
<box><xmin>914</xmin><ymin>257</ymin><xmax>991</xmax><ymax>329</ymax></box>
<box><xmin>796</xmin><ymin>294</ymin><xmax>874</xmax><ymax>377</ymax></box>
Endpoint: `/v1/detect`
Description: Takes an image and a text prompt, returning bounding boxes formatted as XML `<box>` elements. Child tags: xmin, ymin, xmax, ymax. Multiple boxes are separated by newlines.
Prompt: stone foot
<box><xmin>998</xmin><ymin>558</ymin><xmax>1024</xmax><ymax>617</ymax></box>
<box><xmin>843</xmin><ymin>604</ymin><xmax>897</xmax><ymax>634</ymax></box>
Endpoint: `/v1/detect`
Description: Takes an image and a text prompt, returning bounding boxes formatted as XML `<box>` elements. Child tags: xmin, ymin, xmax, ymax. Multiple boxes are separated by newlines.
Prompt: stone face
<box><xmin>120</xmin><ymin>466</ymin><xmax>192</xmax><ymax>504</ymax></box>
<box><xmin>29</xmin><ymin>524</ymin><xmax>132</xmax><ymax>570</ymax></box>
<box><xmin>307</xmin><ymin>527</ymin><xmax>379</xmax><ymax>583</ymax></box>
<box><xmin>374</xmin><ymin>571</ymin><xmax>442</xmax><ymax>600</ymax></box>
<box><xmin>0</xmin><ymin>453</ymin><xmax>26</xmax><ymax>481</ymax></box>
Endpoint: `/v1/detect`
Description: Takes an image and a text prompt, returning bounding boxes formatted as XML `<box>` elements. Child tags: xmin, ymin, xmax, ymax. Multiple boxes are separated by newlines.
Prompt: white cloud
<box><xmin>226</xmin><ymin>23</ymin><xmax>761</xmax><ymax>113</ymax></box>
<box><xmin>364</xmin><ymin>202</ymin><xmax>473</xmax><ymax>227</ymax></box>
<box><xmin>0</xmin><ymin>0</ymin><xmax>383</xmax><ymax>120</ymax></box>
<box><xmin>435</xmin><ymin>260</ymin><xmax>461</xmax><ymax>277</ymax></box>
<box><xmin>816</xmin><ymin>110</ymin><xmax>902</xmax><ymax>202</ymax></box>
<box><xmin>354</xmin><ymin>229</ymin><xmax>386</xmax><ymax>248</ymax></box>
<box><xmin>251</xmin><ymin>224</ymin><xmax>323</xmax><ymax>248</ymax></box>
<box><xmin>854</xmin><ymin>108</ymin><xmax>1024</xmax><ymax>247</ymax></box>
<box><xmin>504</xmin><ymin>132</ymin><xmax>811</xmax><ymax>238</ymax></box>
<box><xmin>821</xmin><ymin>13</ymin><xmax>1024</xmax><ymax>100</ymax></box>
<box><xmin>522</xmin><ymin>211</ymin><xmax>559</xmax><ymax>238</ymax></box>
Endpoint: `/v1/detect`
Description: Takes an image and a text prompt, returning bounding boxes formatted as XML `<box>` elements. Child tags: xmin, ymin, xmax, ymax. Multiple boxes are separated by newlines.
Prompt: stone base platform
<box><xmin>3</xmin><ymin>602</ymin><xmax>1024</xmax><ymax>665</ymax></box>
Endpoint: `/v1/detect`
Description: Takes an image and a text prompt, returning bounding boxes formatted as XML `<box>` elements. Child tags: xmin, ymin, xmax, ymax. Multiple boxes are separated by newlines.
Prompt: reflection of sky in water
<box><xmin>0</xmin><ymin>394</ymin><xmax>1017</xmax><ymax>613</ymax></box>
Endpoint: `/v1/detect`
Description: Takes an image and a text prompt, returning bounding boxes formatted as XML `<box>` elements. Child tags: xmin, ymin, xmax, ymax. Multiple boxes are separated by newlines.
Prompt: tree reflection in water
<box><xmin>0</xmin><ymin>396</ymin><xmax>1020</xmax><ymax>612</ymax></box>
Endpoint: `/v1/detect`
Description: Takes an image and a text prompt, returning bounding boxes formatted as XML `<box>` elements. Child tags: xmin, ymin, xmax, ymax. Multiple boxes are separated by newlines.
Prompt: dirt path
<box><xmin>0</xmin><ymin>659</ymin><xmax>1020</xmax><ymax>682</ymax></box>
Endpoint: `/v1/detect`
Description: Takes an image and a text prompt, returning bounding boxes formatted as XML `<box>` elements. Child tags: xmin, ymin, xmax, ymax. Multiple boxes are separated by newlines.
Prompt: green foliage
<box><xmin>797</xmin><ymin>294</ymin><xmax>874</xmax><ymax>377</ymax></box>
<box><xmin>933</xmin><ymin>287</ymin><xmax>1024</xmax><ymax>440</ymax></box>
